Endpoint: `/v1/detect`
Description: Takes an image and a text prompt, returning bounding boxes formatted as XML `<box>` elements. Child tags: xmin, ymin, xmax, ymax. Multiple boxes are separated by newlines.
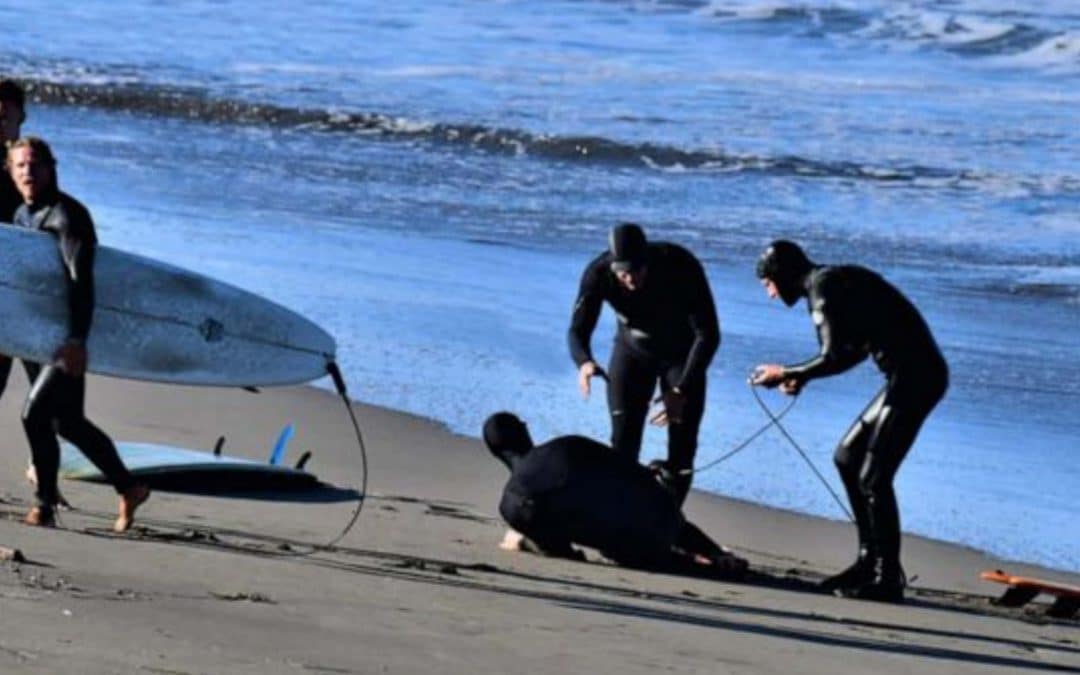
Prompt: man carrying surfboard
<box><xmin>569</xmin><ymin>223</ymin><xmax>720</xmax><ymax>505</ymax></box>
<box><xmin>750</xmin><ymin>240</ymin><xmax>948</xmax><ymax>603</ymax></box>
<box><xmin>6</xmin><ymin>136</ymin><xmax>150</xmax><ymax>532</ymax></box>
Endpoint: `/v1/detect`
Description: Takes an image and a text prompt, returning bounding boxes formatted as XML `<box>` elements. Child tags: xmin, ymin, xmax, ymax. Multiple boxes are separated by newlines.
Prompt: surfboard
<box><xmin>981</xmin><ymin>569</ymin><xmax>1080</xmax><ymax>619</ymax></box>
<box><xmin>59</xmin><ymin>440</ymin><xmax>319</xmax><ymax>491</ymax></box>
<box><xmin>0</xmin><ymin>223</ymin><xmax>335</xmax><ymax>386</ymax></box>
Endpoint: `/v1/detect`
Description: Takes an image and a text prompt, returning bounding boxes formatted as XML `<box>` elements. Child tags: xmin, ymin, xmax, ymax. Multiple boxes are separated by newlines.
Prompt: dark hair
<box><xmin>6</xmin><ymin>136</ymin><xmax>57</xmax><ymax>168</ymax></box>
<box><xmin>0</xmin><ymin>79</ymin><xmax>25</xmax><ymax>108</ymax></box>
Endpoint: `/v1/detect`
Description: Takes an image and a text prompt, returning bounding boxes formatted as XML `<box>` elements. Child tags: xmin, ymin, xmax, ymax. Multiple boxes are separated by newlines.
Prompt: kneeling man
<box><xmin>483</xmin><ymin>412</ymin><xmax>746</xmax><ymax>578</ymax></box>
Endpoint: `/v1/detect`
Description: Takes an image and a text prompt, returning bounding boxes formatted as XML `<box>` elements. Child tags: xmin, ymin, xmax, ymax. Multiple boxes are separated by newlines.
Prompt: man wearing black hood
<box><xmin>482</xmin><ymin>412</ymin><xmax>747</xmax><ymax>577</ymax></box>
<box><xmin>751</xmin><ymin>240</ymin><xmax>948</xmax><ymax>603</ymax></box>
<box><xmin>568</xmin><ymin>223</ymin><xmax>720</xmax><ymax>504</ymax></box>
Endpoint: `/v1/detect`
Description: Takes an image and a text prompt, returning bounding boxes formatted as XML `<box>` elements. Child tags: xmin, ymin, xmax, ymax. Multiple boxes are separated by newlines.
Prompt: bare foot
<box><xmin>114</xmin><ymin>484</ymin><xmax>151</xmax><ymax>533</ymax></box>
<box><xmin>499</xmin><ymin>528</ymin><xmax>525</xmax><ymax>551</ymax></box>
<box><xmin>24</xmin><ymin>505</ymin><xmax>56</xmax><ymax>528</ymax></box>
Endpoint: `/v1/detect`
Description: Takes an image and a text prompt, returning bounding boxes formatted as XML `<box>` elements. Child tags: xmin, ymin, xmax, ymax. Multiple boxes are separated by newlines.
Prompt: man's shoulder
<box><xmin>811</xmin><ymin>264</ymin><xmax>894</xmax><ymax>307</ymax></box>
<box><xmin>580</xmin><ymin>251</ymin><xmax>614</xmax><ymax>285</ymax></box>
<box><xmin>541</xmin><ymin>434</ymin><xmax>610</xmax><ymax>453</ymax></box>
<box><xmin>54</xmin><ymin>192</ymin><xmax>92</xmax><ymax>222</ymax></box>
<box><xmin>653</xmin><ymin>241</ymin><xmax>703</xmax><ymax>267</ymax></box>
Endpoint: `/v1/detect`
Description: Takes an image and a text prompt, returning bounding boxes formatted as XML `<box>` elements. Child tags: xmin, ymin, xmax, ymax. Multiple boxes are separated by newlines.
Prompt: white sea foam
<box><xmin>992</xmin><ymin>30</ymin><xmax>1080</xmax><ymax>73</ymax></box>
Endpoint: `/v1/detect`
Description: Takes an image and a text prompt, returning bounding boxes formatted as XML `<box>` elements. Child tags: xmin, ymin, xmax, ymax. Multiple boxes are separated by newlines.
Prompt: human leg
<box><xmin>659</xmin><ymin>368</ymin><xmax>705</xmax><ymax>505</ymax></box>
<box><xmin>606</xmin><ymin>342</ymin><xmax>658</xmax><ymax>462</ymax></box>
<box><xmin>49</xmin><ymin>372</ymin><xmax>148</xmax><ymax>531</ymax></box>
<box><xmin>21</xmin><ymin>365</ymin><xmax>64</xmax><ymax>522</ymax></box>
<box><xmin>822</xmin><ymin>387</ymin><xmax>884</xmax><ymax>591</ymax></box>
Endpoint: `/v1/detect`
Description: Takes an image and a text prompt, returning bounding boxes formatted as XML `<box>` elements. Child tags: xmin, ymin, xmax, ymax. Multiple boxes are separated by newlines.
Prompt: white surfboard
<box><xmin>0</xmin><ymin>223</ymin><xmax>335</xmax><ymax>386</ymax></box>
<box><xmin>59</xmin><ymin>441</ymin><xmax>318</xmax><ymax>490</ymax></box>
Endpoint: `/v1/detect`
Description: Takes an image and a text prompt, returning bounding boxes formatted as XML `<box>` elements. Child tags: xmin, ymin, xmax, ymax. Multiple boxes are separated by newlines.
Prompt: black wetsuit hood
<box><xmin>483</xmin><ymin>412</ymin><xmax>534</xmax><ymax>471</ymax></box>
<box><xmin>609</xmin><ymin>222</ymin><xmax>648</xmax><ymax>272</ymax></box>
<box><xmin>757</xmin><ymin>239</ymin><xmax>814</xmax><ymax>306</ymax></box>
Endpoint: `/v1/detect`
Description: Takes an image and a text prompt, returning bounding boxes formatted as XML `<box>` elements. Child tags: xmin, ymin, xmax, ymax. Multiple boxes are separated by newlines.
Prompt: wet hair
<box><xmin>482</xmin><ymin>412</ymin><xmax>534</xmax><ymax>467</ymax></box>
<box><xmin>6</xmin><ymin>136</ymin><xmax>57</xmax><ymax>169</ymax></box>
<box><xmin>0</xmin><ymin>79</ymin><xmax>25</xmax><ymax>108</ymax></box>
<box><xmin>609</xmin><ymin>222</ymin><xmax>648</xmax><ymax>273</ymax></box>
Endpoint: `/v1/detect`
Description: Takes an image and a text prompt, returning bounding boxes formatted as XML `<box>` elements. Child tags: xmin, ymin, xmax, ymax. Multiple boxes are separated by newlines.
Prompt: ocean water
<box><xmin>3</xmin><ymin>0</ymin><xmax>1077</xmax><ymax>572</ymax></box>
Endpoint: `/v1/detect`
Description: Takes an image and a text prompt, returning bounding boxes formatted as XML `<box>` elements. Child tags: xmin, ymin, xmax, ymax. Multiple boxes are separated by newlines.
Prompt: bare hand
<box><xmin>577</xmin><ymin>361</ymin><xmax>600</xmax><ymax>398</ymax></box>
<box><xmin>54</xmin><ymin>342</ymin><xmax>87</xmax><ymax>377</ymax></box>
<box><xmin>750</xmin><ymin>364</ymin><xmax>785</xmax><ymax>388</ymax></box>
<box><xmin>649</xmin><ymin>388</ymin><xmax>686</xmax><ymax>427</ymax></box>
<box><xmin>779</xmin><ymin>378</ymin><xmax>804</xmax><ymax>396</ymax></box>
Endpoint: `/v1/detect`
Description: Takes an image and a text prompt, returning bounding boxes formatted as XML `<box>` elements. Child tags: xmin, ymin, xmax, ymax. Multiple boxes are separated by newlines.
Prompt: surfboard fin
<box><xmin>269</xmin><ymin>423</ymin><xmax>295</xmax><ymax>465</ymax></box>
<box><xmin>294</xmin><ymin>451</ymin><xmax>312</xmax><ymax>470</ymax></box>
<box><xmin>213</xmin><ymin>436</ymin><xmax>226</xmax><ymax>457</ymax></box>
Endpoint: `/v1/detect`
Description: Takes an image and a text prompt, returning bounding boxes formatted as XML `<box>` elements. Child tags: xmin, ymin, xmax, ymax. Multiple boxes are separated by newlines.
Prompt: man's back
<box><xmin>501</xmin><ymin>435</ymin><xmax>682</xmax><ymax>565</ymax></box>
<box><xmin>808</xmin><ymin>264</ymin><xmax>942</xmax><ymax>374</ymax></box>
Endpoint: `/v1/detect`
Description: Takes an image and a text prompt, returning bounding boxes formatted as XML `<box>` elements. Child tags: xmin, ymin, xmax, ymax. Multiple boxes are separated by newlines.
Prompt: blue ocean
<box><xmin>4</xmin><ymin>1</ymin><xmax>1077</xmax><ymax>571</ymax></box>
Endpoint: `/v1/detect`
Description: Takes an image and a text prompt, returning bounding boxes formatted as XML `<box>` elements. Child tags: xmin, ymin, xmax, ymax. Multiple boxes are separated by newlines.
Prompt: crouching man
<box><xmin>483</xmin><ymin>412</ymin><xmax>746</xmax><ymax>578</ymax></box>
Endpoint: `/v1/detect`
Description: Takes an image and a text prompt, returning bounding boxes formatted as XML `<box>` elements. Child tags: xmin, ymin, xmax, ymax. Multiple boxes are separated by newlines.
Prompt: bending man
<box><xmin>569</xmin><ymin>223</ymin><xmax>719</xmax><ymax>503</ymax></box>
<box><xmin>7</xmin><ymin>136</ymin><xmax>150</xmax><ymax>531</ymax></box>
<box><xmin>751</xmin><ymin>240</ymin><xmax>947</xmax><ymax>603</ymax></box>
<box><xmin>483</xmin><ymin>412</ymin><xmax>746</xmax><ymax>577</ymax></box>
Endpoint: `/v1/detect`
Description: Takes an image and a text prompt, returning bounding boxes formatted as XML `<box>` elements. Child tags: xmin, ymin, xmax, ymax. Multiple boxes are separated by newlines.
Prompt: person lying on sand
<box><xmin>483</xmin><ymin>411</ymin><xmax>747</xmax><ymax>578</ymax></box>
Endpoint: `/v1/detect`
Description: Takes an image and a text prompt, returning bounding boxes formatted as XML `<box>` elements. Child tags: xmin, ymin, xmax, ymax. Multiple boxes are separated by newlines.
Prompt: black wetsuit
<box><xmin>0</xmin><ymin>171</ymin><xmax>20</xmax><ymax>223</ymax></box>
<box><xmin>784</xmin><ymin>265</ymin><xmax>948</xmax><ymax>574</ymax></box>
<box><xmin>13</xmin><ymin>191</ymin><xmax>135</xmax><ymax>508</ymax></box>
<box><xmin>568</xmin><ymin>243</ymin><xmax>719</xmax><ymax>504</ymax></box>
<box><xmin>498</xmin><ymin>435</ymin><xmax>722</xmax><ymax>568</ymax></box>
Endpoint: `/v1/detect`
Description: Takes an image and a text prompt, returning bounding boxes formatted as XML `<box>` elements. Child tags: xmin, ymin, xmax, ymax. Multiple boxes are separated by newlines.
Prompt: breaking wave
<box><xmin>21</xmin><ymin>76</ymin><xmax>1079</xmax><ymax>197</ymax></box>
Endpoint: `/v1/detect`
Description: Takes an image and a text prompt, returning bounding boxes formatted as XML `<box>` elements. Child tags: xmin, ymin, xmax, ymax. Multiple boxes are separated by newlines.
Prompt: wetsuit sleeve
<box><xmin>782</xmin><ymin>275</ymin><xmax>864</xmax><ymax>382</ymax></box>
<box><xmin>674</xmin><ymin>255</ymin><xmax>720</xmax><ymax>390</ymax></box>
<box><xmin>52</xmin><ymin>201</ymin><xmax>98</xmax><ymax>344</ymax></box>
<box><xmin>568</xmin><ymin>258</ymin><xmax>606</xmax><ymax>367</ymax></box>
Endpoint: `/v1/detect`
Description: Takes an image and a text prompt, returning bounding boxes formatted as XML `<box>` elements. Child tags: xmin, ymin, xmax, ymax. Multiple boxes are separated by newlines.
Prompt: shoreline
<box><xmin>310</xmin><ymin>381</ymin><xmax>1080</xmax><ymax>580</ymax></box>
<box><xmin>0</xmin><ymin>375</ymin><xmax>1076</xmax><ymax>673</ymax></box>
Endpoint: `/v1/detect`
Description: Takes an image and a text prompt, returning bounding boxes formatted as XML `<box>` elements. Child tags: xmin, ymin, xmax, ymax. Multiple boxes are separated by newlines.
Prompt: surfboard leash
<box><xmin>679</xmin><ymin>392</ymin><xmax>798</xmax><ymax>476</ymax></box>
<box><xmin>749</xmin><ymin>383</ymin><xmax>854</xmax><ymax>523</ymax></box>
<box><xmin>321</xmin><ymin>359</ymin><xmax>369</xmax><ymax>550</ymax></box>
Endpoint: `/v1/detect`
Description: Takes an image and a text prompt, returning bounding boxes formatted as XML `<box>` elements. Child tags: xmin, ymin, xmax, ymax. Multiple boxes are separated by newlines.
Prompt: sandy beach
<box><xmin>0</xmin><ymin>374</ymin><xmax>1074</xmax><ymax>674</ymax></box>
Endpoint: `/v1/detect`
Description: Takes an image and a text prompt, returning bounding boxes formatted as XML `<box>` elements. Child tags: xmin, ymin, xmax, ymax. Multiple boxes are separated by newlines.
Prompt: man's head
<box><xmin>482</xmin><ymin>412</ymin><xmax>534</xmax><ymax>470</ymax></box>
<box><xmin>0</xmin><ymin>79</ymin><xmax>26</xmax><ymax>144</ymax></box>
<box><xmin>756</xmin><ymin>239</ymin><xmax>813</xmax><ymax>307</ymax></box>
<box><xmin>609</xmin><ymin>222</ymin><xmax>649</xmax><ymax>292</ymax></box>
<box><xmin>7</xmin><ymin>136</ymin><xmax>58</xmax><ymax>205</ymax></box>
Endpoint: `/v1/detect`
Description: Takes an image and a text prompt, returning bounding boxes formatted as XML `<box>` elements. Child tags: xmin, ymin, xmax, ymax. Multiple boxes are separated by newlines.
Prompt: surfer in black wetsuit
<box><xmin>569</xmin><ymin>223</ymin><xmax>719</xmax><ymax>505</ymax></box>
<box><xmin>6</xmin><ymin>137</ymin><xmax>150</xmax><ymax>531</ymax></box>
<box><xmin>0</xmin><ymin>79</ymin><xmax>25</xmax><ymax>222</ymax></box>
<box><xmin>483</xmin><ymin>412</ymin><xmax>747</xmax><ymax>577</ymax></box>
<box><xmin>750</xmin><ymin>240</ymin><xmax>948</xmax><ymax>603</ymax></box>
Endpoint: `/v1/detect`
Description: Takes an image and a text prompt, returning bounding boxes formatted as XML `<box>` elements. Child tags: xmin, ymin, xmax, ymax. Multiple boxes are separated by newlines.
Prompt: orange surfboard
<box><xmin>981</xmin><ymin>569</ymin><xmax>1080</xmax><ymax>619</ymax></box>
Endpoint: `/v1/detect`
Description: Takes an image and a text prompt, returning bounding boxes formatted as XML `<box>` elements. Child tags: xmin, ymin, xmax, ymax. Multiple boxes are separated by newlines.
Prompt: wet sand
<box><xmin>0</xmin><ymin>376</ymin><xmax>1076</xmax><ymax>674</ymax></box>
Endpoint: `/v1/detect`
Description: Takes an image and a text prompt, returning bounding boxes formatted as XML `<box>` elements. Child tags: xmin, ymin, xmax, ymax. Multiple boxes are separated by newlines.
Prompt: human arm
<box><xmin>49</xmin><ymin>201</ymin><xmax>97</xmax><ymax>375</ymax></box>
<box><xmin>753</xmin><ymin>274</ymin><xmax>864</xmax><ymax>393</ymax></box>
<box><xmin>673</xmin><ymin>254</ymin><xmax>720</xmax><ymax>391</ymax></box>
<box><xmin>568</xmin><ymin>258</ymin><xmax>606</xmax><ymax>397</ymax></box>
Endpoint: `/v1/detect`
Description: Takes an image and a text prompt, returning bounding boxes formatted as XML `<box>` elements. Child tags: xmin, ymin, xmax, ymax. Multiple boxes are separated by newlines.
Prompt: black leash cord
<box><xmin>320</xmin><ymin>359</ymin><xmax>369</xmax><ymax>549</ymax></box>
<box><xmin>749</xmin><ymin>383</ymin><xmax>854</xmax><ymax>523</ymax></box>
<box><xmin>680</xmin><ymin>393</ymin><xmax>798</xmax><ymax>476</ymax></box>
